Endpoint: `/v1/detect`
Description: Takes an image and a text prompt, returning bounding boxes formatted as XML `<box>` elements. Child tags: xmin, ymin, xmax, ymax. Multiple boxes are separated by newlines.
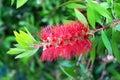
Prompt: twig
<box><xmin>98</xmin><ymin>63</ymin><xmax>107</xmax><ymax>80</ymax></box>
<box><xmin>76</xmin><ymin>54</ymin><xmax>82</xmax><ymax>66</ymax></box>
<box><xmin>86</xmin><ymin>58</ymin><xmax>91</xmax><ymax>70</ymax></box>
<box><xmin>89</xmin><ymin>20</ymin><xmax>120</xmax><ymax>35</ymax></box>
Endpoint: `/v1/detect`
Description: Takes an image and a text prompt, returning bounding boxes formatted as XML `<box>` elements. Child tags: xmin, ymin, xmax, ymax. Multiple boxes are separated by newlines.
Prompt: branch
<box><xmin>89</xmin><ymin>20</ymin><xmax>120</xmax><ymax>34</ymax></box>
<box><xmin>76</xmin><ymin>54</ymin><xmax>82</xmax><ymax>66</ymax></box>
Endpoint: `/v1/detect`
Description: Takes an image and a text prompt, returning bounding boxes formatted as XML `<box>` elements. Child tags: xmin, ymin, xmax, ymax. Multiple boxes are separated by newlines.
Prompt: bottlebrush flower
<box><xmin>38</xmin><ymin>21</ymin><xmax>92</xmax><ymax>61</ymax></box>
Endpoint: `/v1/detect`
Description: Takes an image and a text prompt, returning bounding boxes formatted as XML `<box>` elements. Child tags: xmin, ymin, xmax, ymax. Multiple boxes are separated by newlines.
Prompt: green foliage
<box><xmin>87</xmin><ymin>0</ymin><xmax>112</xmax><ymax>28</ymax></box>
<box><xmin>101</xmin><ymin>30</ymin><xmax>112</xmax><ymax>54</ymax></box>
<box><xmin>7</xmin><ymin>28</ymin><xmax>39</xmax><ymax>58</ymax></box>
<box><xmin>66</xmin><ymin>3</ymin><xmax>86</xmax><ymax>9</ymax></box>
<box><xmin>1</xmin><ymin>0</ymin><xmax>120</xmax><ymax>80</ymax></box>
<box><xmin>113</xmin><ymin>3</ymin><xmax>120</xmax><ymax>18</ymax></box>
<box><xmin>90</xmin><ymin>45</ymin><xmax>96</xmax><ymax>64</ymax></box>
<box><xmin>112</xmin><ymin>28</ymin><xmax>120</xmax><ymax>62</ymax></box>
<box><xmin>11</xmin><ymin>0</ymin><xmax>28</xmax><ymax>8</ymax></box>
<box><xmin>87</xmin><ymin>6</ymin><xmax>96</xmax><ymax>28</ymax></box>
<box><xmin>74</xmin><ymin>9</ymin><xmax>87</xmax><ymax>25</ymax></box>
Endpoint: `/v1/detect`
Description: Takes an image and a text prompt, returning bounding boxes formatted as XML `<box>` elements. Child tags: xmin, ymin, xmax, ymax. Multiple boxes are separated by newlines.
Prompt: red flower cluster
<box><xmin>39</xmin><ymin>21</ymin><xmax>91</xmax><ymax>61</ymax></box>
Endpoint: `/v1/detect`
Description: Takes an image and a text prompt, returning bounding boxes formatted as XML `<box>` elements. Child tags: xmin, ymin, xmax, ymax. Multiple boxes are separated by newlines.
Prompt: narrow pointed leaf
<box><xmin>101</xmin><ymin>30</ymin><xmax>112</xmax><ymax>54</ymax></box>
<box><xmin>15</xmin><ymin>48</ymin><xmax>38</xmax><ymax>58</ymax></box>
<box><xmin>87</xmin><ymin>7</ymin><xmax>96</xmax><ymax>28</ymax></box>
<box><xmin>90</xmin><ymin>2</ymin><xmax>111</xmax><ymax>19</ymax></box>
<box><xmin>24</xmin><ymin>27</ymin><xmax>36</xmax><ymax>41</ymax></box>
<box><xmin>74</xmin><ymin>9</ymin><xmax>87</xmax><ymax>25</ymax></box>
<box><xmin>11</xmin><ymin>0</ymin><xmax>15</xmax><ymax>5</ymax></box>
<box><xmin>19</xmin><ymin>30</ymin><xmax>33</xmax><ymax>44</ymax></box>
<box><xmin>90</xmin><ymin>45</ymin><xmax>95</xmax><ymax>64</ymax></box>
<box><xmin>17</xmin><ymin>0</ymin><xmax>28</xmax><ymax>8</ymax></box>
<box><xmin>7</xmin><ymin>48</ymin><xmax>25</xmax><ymax>54</ymax></box>
<box><xmin>66</xmin><ymin>3</ymin><xmax>86</xmax><ymax>9</ymax></box>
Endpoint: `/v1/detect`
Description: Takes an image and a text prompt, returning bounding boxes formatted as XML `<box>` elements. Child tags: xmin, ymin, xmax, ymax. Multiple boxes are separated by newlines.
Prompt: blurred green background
<box><xmin>1</xmin><ymin>0</ymin><xmax>120</xmax><ymax>80</ymax></box>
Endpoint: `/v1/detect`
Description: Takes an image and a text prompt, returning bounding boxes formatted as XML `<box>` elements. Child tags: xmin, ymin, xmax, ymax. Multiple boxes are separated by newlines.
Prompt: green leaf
<box><xmin>24</xmin><ymin>27</ymin><xmax>36</xmax><ymax>41</ymax></box>
<box><xmin>13</xmin><ymin>30</ymin><xmax>34</xmax><ymax>47</ymax></box>
<box><xmin>90</xmin><ymin>1</ymin><xmax>111</xmax><ymax>19</ymax></box>
<box><xmin>112</xmin><ymin>28</ymin><xmax>120</xmax><ymax>62</ymax></box>
<box><xmin>66</xmin><ymin>3</ymin><xmax>86</xmax><ymax>9</ymax></box>
<box><xmin>109</xmin><ymin>69</ymin><xmax>120</xmax><ymax>77</ymax></box>
<box><xmin>90</xmin><ymin>45</ymin><xmax>95</xmax><ymax>64</ymax></box>
<box><xmin>14</xmin><ymin>34</ymin><xmax>29</xmax><ymax>47</ymax></box>
<box><xmin>95</xmin><ymin>12</ymin><xmax>103</xmax><ymax>25</ymax></box>
<box><xmin>87</xmin><ymin>7</ymin><xmax>96</xmax><ymax>28</ymax></box>
<box><xmin>7</xmin><ymin>29</ymin><xmax>39</xmax><ymax>59</ymax></box>
<box><xmin>19</xmin><ymin>30</ymin><xmax>33</xmax><ymax>44</ymax></box>
<box><xmin>101</xmin><ymin>30</ymin><xmax>112</xmax><ymax>54</ymax></box>
<box><xmin>97</xmin><ymin>38</ymin><xmax>105</xmax><ymax>54</ymax></box>
<box><xmin>17</xmin><ymin>0</ymin><xmax>28</xmax><ymax>8</ymax></box>
<box><xmin>7</xmin><ymin>48</ymin><xmax>25</xmax><ymax>54</ymax></box>
<box><xmin>15</xmin><ymin>49</ymin><xmax>38</xmax><ymax>58</ymax></box>
<box><xmin>74</xmin><ymin>9</ymin><xmax>87</xmax><ymax>25</ymax></box>
<box><xmin>11</xmin><ymin>0</ymin><xmax>15</xmax><ymax>5</ymax></box>
<box><xmin>113</xmin><ymin>3</ymin><xmax>120</xmax><ymax>18</ymax></box>
<box><xmin>59</xmin><ymin>66</ymin><xmax>77</xmax><ymax>79</ymax></box>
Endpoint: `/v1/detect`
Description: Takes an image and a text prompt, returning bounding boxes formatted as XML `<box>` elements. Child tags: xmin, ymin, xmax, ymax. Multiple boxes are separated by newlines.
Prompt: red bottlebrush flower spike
<box><xmin>39</xmin><ymin>21</ymin><xmax>92</xmax><ymax>61</ymax></box>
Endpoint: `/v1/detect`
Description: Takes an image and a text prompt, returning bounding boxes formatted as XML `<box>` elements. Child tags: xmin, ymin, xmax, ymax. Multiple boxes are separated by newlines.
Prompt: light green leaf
<box><xmin>101</xmin><ymin>30</ymin><xmax>112</xmax><ymax>54</ymax></box>
<box><xmin>17</xmin><ymin>0</ymin><xmax>28</xmax><ymax>8</ymax></box>
<box><xmin>11</xmin><ymin>0</ymin><xmax>15</xmax><ymax>5</ymax></box>
<box><xmin>87</xmin><ymin>7</ymin><xmax>96</xmax><ymax>28</ymax></box>
<box><xmin>13</xmin><ymin>30</ymin><xmax>34</xmax><ymax>47</ymax></box>
<box><xmin>19</xmin><ymin>30</ymin><xmax>33</xmax><ymax>44</ymax></box>
<box><xmin>15</xmin><ymin>35</ymin><xmax>29</xmax><ymax>47</ymax></box>
<box><xmin>66</xmin><ymin>3</ymin><xmax>86</xmax><ymax>9</ymax></box>
<box><xmin>24</xmin><ymin>27</ymin><xmax>36</xmax><ymax>41</ymax></box>
<box><xmin>7</xmin><ymin>48</ymin><xmax>25</xmax><ymax>54</ymax></box>
<box><xmin>15</xmin><ymin>49</ymin><xmax>38</xmax><ymax>58</ymax></box>
<box><xmin>95</xmin><ymin>12</ymin><xmax>102</xmax><ymax>25</ymax></box>
<box><xmin>74</xmin><ymin>9</ymin><xmax>87</xmax><ymax>25</ymax></box>
<box><xmin>90</xmin><ymin>2</ymin><xmax>111</xmax><ymax>19</ymax></box>
<box><xmin>100</xmin><ymin>2</ymin><xmax>109</xmax><ymax>9</ymax></box>
<box><xmin>7</xmin><ymin>29</ymin><xmax>39</xmax><ymax>59</ymax></box>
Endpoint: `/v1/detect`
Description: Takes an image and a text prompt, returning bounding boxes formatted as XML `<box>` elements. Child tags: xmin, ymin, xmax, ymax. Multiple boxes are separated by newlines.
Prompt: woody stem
<box><xmin>76</xmin><ymin>54</ymin><xmax>82</xmax><ymax>66</ymax></box>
